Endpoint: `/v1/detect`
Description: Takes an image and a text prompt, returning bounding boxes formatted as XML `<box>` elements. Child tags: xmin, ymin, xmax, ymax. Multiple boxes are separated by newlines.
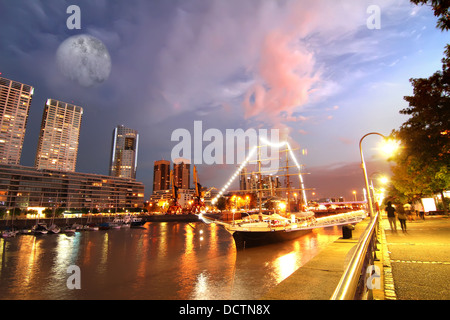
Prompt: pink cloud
<box><xmin>243</xmin><ymin>30</ymin><xmax>320</xmax><ymax>123</ymax></box>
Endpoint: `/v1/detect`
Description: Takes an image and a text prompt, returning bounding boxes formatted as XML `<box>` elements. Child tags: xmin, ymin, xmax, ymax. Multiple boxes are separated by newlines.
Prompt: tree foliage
<box><xmin>410</xmin><ymin>0</ymin><xmax>450</xmax><ymax>31</ymax></box>
<box><xmin>389</xmin><ymin>44</ymin><xmax>449</xmax><ymax>212</ymax></box>
<box><xmin>396</xmin><ymin>44</ymin><xmax>450</xmax><ymax>164</ymax></box>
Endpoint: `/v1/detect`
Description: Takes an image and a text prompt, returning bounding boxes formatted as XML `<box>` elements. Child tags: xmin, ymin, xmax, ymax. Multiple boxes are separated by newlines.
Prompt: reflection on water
<box><xmin>0</xmin><ymin>222</ymin><xmax>341</xmax><ymax>300</ymax></box>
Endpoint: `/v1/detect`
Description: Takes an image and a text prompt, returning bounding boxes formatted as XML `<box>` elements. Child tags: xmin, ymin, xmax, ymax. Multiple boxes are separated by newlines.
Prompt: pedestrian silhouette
<box><xmin>385</xmin><ymin>201</ymin><xmax>397</xmax><ymax>232</ymax></box>
<box><xmin>397</xmin><ymin>204</ymin><xmax>408</xmax><ymax>233</ymax></box>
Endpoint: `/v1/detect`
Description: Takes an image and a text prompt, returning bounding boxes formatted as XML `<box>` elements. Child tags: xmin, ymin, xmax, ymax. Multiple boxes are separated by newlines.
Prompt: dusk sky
<box><xmin>0</xmin><ymin>0</ymin><xmax>448</xmax><ymax>200</ymax></box>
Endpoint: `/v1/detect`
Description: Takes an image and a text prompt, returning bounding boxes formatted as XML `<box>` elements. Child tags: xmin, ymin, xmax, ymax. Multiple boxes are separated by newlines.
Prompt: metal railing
<box><xmin>330</xmin><ymin>211</ymin><xmax>380</xmax><ymax>300</ymax></box>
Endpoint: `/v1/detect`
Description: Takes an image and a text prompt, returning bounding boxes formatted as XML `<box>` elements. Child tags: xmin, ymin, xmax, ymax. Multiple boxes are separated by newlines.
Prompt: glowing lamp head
<box><xmin>379</xmin><ymin>139</ymin><xmax>400</xmax><ymax>156</ymax></box>
<box><xmin>379</xmin><ymin>176</ymin><xmax>389</xmax><ymax>184</ymax></box>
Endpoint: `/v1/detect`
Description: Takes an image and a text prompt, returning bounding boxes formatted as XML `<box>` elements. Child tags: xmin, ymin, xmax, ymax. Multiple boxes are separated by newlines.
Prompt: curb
<box><xmin>380</xmin><ymin>221</ymin><xmax>397</xmax><ymax>300</ymax></box>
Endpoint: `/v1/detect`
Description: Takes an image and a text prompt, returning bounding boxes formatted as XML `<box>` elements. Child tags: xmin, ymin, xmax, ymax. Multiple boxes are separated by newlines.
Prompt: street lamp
<box><xmin>359</xmin><ymin>132</ymin><xmax>398</xmax><ymax>219</ymax></box>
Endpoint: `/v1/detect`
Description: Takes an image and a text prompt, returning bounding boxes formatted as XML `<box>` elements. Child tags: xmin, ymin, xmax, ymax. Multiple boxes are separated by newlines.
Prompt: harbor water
<box><xmin>0</xmin><ymin>221</ymin><xmax>343</xmax><ymax>299</ymax></box>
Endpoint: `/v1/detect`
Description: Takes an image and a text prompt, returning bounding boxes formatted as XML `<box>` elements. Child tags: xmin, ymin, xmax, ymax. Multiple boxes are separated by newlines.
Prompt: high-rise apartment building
<box><xmin>153</xmin><ymin>160</ymin><xmax>170</xmax><ymax>192</ymax></box>
<box><xmin>109</xmin><ymin>125</ymin><xmax>139</xmax><ymax>179</ymax></box>
<box><xmin>35</xmin><ymin>99</ymin><xmax>83</xmax><ymax>172</ymax></box>
<box><xmin>173</xmin><ymin>158</ymin><xmax>190</xmax><ymax>189</ymax></box>
<box><xmin>0</xmin><ymin>76</ymin><xmax>34</xmax><ymax>165</ymax></box>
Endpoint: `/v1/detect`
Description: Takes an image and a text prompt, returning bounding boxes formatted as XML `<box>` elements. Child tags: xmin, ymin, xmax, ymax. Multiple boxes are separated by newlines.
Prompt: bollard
<box><xmin>342</xmin><ymin>224</ymin><xmax>355</xmax><ymax>239</ymax></box>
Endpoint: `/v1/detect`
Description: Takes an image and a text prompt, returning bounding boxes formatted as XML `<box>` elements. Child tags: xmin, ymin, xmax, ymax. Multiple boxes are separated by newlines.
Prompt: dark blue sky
<box><xmin>0</xmin><ymin>0</ymin><xmax>447</xmax><ymax>199</ymax></box>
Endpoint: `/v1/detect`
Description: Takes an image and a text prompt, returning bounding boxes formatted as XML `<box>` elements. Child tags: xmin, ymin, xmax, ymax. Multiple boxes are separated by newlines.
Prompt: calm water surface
<box><xmin>0</xmin><ymin>222</ymin><xmax>342</xmax><ymax>300</ymax></box>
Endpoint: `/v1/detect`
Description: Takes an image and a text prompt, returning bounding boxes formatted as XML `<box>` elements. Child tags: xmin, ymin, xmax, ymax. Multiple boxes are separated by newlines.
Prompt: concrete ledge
<box><xmin>261</xmin><ymin>218</ymin><xmax>371</xmax><ymax>300</ymax></box>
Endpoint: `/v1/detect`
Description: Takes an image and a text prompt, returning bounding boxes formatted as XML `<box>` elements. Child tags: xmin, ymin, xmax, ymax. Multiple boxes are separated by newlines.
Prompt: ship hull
<box><xmin>232</xmin><ymin>228</ymin><xmax>312</xmax><ymax>249</ymax></box>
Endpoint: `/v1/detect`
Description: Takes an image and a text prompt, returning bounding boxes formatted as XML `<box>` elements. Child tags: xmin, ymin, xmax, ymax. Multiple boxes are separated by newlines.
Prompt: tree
<box><xmin>390</xmin><ymin>45</ymin><xmax>450</xmax><ymax>213</ymax></box>
<box><xmin>216</xmin><ymin>196</ymin><xmax>227</xmax><ymax>212</ymax></box>
<box><xmin>410</xmin><ymin>0</ymin><xmax>450</xmax><ymax>31</ymax></box>
<box><xmin>396</xmin><ymin>45</ymin><xmax>450</xmax><ymax>163</ymax></box>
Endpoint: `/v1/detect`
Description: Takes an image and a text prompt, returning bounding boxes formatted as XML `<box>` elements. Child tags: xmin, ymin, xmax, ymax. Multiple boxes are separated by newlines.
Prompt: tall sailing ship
<box><xmin>199</xmin><ymin>138</ymin><xmax>366</xmax><ymax>248</ymax></box>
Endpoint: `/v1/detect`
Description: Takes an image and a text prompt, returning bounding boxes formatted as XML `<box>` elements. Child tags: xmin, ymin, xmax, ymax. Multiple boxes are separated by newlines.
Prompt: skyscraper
<box><xmin>0</xmin><ymin>76</ymin><xmax>34</xmax><ymax>165</ymax></box>
<box><xmin>153</xmin><ymin>160</ymin><xmax>170</xmax><ymax>192</ymax></box>
<box><xmin>173</xmin><ymin>158</ymin><xmax>190</xmax><ymax>189</ymax></box>
<box><xmin>109</xmin><ymin>125</ymin><xmax>139</xmax><ymax>179</ymax></box>
<box><xmin>35</xmin><ymin>99</ymin><xmax>83</xmax><ymax>172</ymax></box>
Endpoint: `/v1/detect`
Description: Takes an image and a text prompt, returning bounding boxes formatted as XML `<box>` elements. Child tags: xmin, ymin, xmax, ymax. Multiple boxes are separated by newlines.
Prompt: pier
<box><xmin>262</xmin><ymin>213</ymin><xmax>450</xmax><ymax>300</ymax></box>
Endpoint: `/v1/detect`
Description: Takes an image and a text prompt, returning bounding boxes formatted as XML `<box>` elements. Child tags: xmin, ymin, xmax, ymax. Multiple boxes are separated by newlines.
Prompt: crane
<box><xmin>189</xmin><ymin>165</ymin><xmax>205</xmax><ymax>214</ymax></box>
<box><xmin>167</xmin><ymin>169</ymin><xmax>182</xmax><ymax>215</ymax></box>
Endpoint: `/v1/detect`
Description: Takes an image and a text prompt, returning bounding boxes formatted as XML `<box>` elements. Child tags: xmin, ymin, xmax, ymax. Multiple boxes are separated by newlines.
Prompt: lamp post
<box><xmin>359</xmin><ymin>132</ymin><xmax>386</xmax><ymax>219</ymax></box>
<box><xmin>369</xmin><ymin>172</ymin><xmax>389</xmax><ymax>213</ymax></box>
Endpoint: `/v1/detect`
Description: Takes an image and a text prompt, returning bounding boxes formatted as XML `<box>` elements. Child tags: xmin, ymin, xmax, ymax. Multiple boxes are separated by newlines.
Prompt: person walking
<box><xmin>398</xmin><ymin>204</ymin><xmax>408</xmax><ymax>233</ymax></box>
<box><xmin>405</xmin><ymin>203</ymin><xmax>414</xmax><ymax>221</ymax></box>
<box><xmin>385</xmin><ymin>201</ymin><xmax>397</xmax><ymax>232</ymax></box>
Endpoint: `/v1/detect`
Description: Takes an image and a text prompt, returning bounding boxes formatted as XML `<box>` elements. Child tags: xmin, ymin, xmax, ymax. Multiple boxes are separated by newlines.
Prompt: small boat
<box><xmin>32</xmin><ymin>223</ymin><xmax>49</xmax><ymax>235</ymax></box>
<box><xmin>48</xmin><ymin>224</ymin><xmax>61</xmax><ymax>234</ymax></box>
<box><xmin>63</xmin><ymin>225</ymin><xmax>76</xmax><ymax>234</ymax></box>
<box><xmin>130</xmin><ymin>217</ymin><xmax>146</xmax><ymax>227</ymax></box>
<box><xmin>113</xmin><ymin>216</ymin><xmax>130</xmax><ymax>228</ymax></box>
<box><xmin>98</xmin><ymin>222</ymin><xmax>111</xmax><ymax>230</ymax></box>
<box><xmin>84</xmin><ymin>223</ymin><xmax>99</xmax><ymax>231</ymax></box>
<box><xmin>109</xmin><ymin>222</ymin><xmax>121</xmax><ymax>229</ymax></box>
<box><xmin>20</xmin><ymin>228</ymin><xmax>32</xmax><ymax>235</ymax></box>
<box><xmin>1</xmin><ymin>229</ymin><xmax>19</xmax><ymax>238</ymax></box>
<box><xmin>71</xmin><ymin>223</ymin><xmax>83</xmax><ymax>231</ymax></box>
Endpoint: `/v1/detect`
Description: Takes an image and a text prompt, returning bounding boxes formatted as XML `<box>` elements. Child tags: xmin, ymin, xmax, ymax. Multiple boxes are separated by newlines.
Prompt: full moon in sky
<box><xmin>56</xmin><ymin>34</ymin><xmax>111</xmax><ymax>87</ymax></box>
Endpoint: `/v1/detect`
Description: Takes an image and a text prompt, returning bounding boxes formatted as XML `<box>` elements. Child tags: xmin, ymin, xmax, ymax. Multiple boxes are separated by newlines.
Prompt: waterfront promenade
<box><xmin>263</xmin><ymin>214</ymin><xmax>450</xmax><ymax>300</ymax></box>
<box><xmin>381</xmin><ymin>215</ymin><xmax>450</xmax><ymax>300</ymax></box>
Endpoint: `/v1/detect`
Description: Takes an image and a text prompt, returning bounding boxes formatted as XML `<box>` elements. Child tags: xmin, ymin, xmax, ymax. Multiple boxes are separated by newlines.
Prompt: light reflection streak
<box><xmin>193</xmin><ymin>272</ymin><xmax>208</xmax><ymax>299</ymax></box>
<box><xmin>274</xmin><ymin>252</ymin><xmax>298</xmax><ymax>282</ymax></box>
<box><xmin>0</xmin><ymin>239</ymin><xmax>7</xmax><ymax>276</ymax></box>
<box><xmin>135</xmin><ymin>230</ymin><xmax>150</xmax><ymax>287</ymax></box>
<box><xmin>157</xmin><ymin>222</ymin><xmax>168</xmax><ymax>259</ymax></box>
<box><xmin>6</xmin><ymin>236</ymin><xmax>41</xmax><ymax>298</ymax></box>
<box><xmin>176</xmin><ymin>223</ymin><xmax>198</xmax><ymax>299</ymax></box>
<box><xmin>98</xmin><ymin>232</ymin><xmax>109</xmax><ymax>275</ymax></box>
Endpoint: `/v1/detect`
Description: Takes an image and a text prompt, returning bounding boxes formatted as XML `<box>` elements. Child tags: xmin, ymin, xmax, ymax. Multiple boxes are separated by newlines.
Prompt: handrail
<box><xmin>330</xmin><ymin>211</ymin><xmax>379</xmax><ymax>300</ymax></box>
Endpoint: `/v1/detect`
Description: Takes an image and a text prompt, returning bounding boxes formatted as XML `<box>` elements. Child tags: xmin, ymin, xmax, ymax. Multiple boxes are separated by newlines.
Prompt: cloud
<box><xmin>150</xmin><ymin>0</ymin><xmax>414</xmax><ymax>129</ymax></box>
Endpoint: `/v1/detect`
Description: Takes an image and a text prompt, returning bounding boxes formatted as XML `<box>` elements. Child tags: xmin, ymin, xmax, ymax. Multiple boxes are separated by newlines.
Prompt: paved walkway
<box><xmin>262</xmin><ymin>218</ymin><xmax>371</xmax><ymax>300</ymax></box>
<box><xmin>380</xmin><ymin>215</ymin><xmax>450</xmax><ymax>300</ymax></box>
<box><xmin>262</xmin><ymin>214</ymin><xmax>450</xmax><ymax>300</ymax></box>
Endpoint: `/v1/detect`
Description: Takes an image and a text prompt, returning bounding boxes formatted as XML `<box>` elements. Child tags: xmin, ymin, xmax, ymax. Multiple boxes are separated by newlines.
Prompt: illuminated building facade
<box><xmin>109</xmin><ymin>125</ymin><xmax>139</xmax><ymax>179</ymax></box>
<box><xmin>0</xmin><ymin>76</ymin><xmax>34</xmax><ymax>165</ymax></box>
<box><xmin>153</xmin><ymin>160</ymin><xmax>170</xmax><ymax>192</ymax></box>
<box><xmin>173</xmin><ymin>158</ymin><xmax>190</xmax><ymax>189</ymax></box>
<box><xmin>35</xmin><ymin>99</ymin><xmax>83</xmax><ymax>172</ymax></box>
<box><xmin>0</xmin><ymin>164</ymin><xmax>144</xmax><ymax>211</ymax></box>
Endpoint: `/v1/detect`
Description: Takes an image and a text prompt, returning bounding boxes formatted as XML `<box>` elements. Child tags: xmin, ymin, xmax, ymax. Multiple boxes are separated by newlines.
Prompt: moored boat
<box><xmin>32</xmin><ymin>223</ymin><xmax>49</xmax><ymax>235</ymax></box>
<box><xmin>48</xmin><ymin>224</ymin><xmax>61</xmax><ymax>234</ymax></box>
<box><xmin>98</xmin><ymin>222</ymin><xmax>111</xmax><ymax>230</ymax></box>
<box><xmin>198</xmin><ymin>137</ymin><xmax>369</xmax><ymax>249</ymax></box>
<box><xmin>84</xmin><ymin>223</ymin><xmax>99</xmax><ymax>231</ymax></box>
<box><xmin>130</xmin><ymin>217</ymin><xmax>146</xmax><ymax>227</ymax></box>
<box><xmin>71</xmin><ymin>223</ymin><xmax>83</xmax><ymax>231</ymax></box>
<box><xmin>200</xmin><ymin>210</ymin><xmax>367</xmax><ymax>249</ymax></box>
<box><xmin>1</xmin><ymin>229</ymin><xmax>19</xmax><ymax>238</ymax></box>
<box><xmin>63</xmin><ymin>225</ymin><xmax>76</xmax><ymax>234</ymax></box>
<box><xmin>20</xmin><ymin>228</ymin><xmax>32</xmax><ymax>235</ymax></box>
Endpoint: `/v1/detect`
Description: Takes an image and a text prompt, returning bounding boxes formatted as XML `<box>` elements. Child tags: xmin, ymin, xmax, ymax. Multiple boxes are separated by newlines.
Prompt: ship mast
<box><xmin>285</xmin><ymin>147</ymin><xmax>290</xmax><ymax>217</ymax></box>
<box><xmin>258</xmin><ymin>145</ymin><xmax>263</xmax><ymax>221</ymax></box>
<box><xmin>211</xmin><ymin>139</ymin><xmax>311</xmax><ymax>215</ymax></box>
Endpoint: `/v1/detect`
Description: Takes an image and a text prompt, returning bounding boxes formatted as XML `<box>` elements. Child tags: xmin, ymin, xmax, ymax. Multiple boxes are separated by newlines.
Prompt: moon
<box><xmin>56</xmin><ymin>34</ymin><xmax>111</xmax><ymax>87</ymax></box>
